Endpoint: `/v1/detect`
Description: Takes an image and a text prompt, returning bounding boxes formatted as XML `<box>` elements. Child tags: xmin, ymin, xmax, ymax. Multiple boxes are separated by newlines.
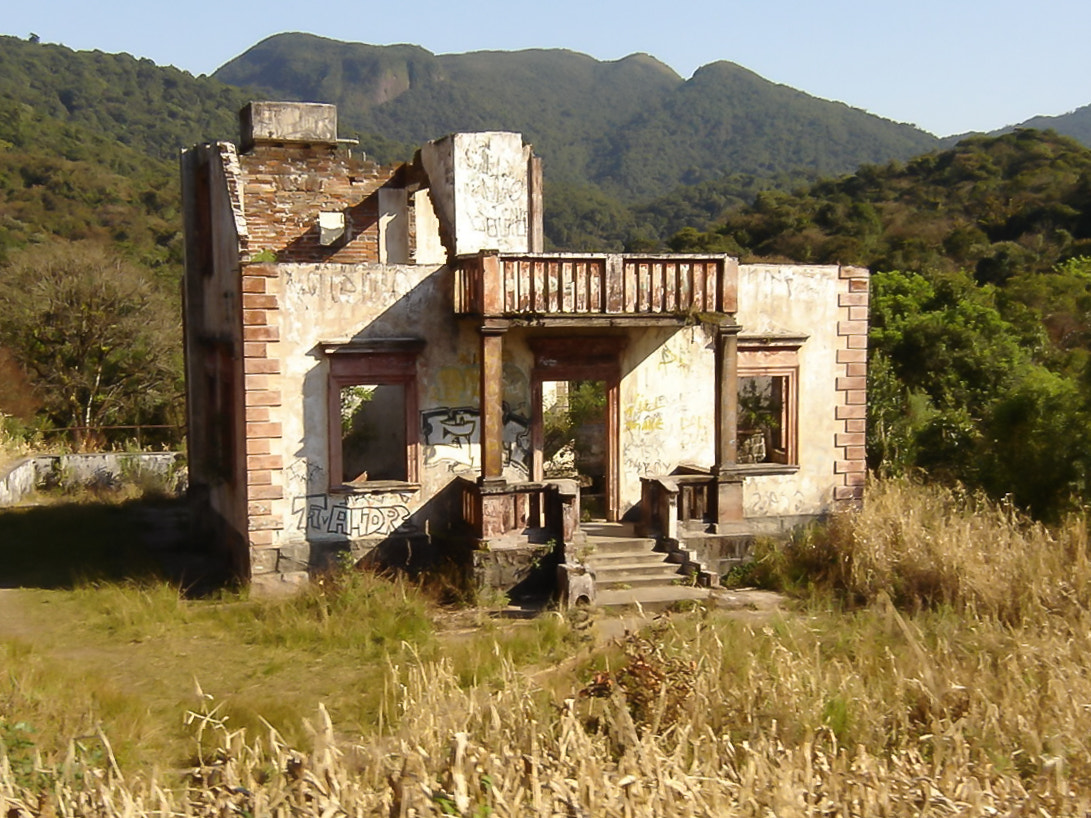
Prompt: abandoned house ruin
<box><xmin>181</xmin><ymin>101</ymin><xmax>868</xmax><ymax>596</ymax></box>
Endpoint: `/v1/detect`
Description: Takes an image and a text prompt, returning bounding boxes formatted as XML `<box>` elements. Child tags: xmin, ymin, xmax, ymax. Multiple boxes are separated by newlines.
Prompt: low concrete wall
<box><xmin>0</xmin><ymin>453</ymin><xmax>187</xmax><ymax>506</ymax></box>
<box><xmin>0</xmin><ymin>457</ymin><xmax>41</xmax><ymax>506</ymax></box>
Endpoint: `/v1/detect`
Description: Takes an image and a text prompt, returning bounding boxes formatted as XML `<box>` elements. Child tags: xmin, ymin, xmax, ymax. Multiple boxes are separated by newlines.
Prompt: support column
<box><xmin>713</xmin><ymin>321</ymin><xmax>743</xmax><ymax>526</ymax></box>
<box><xmin>478</xmin><ymin>319</ymin><xmax>509</xmax><ymax>486</ymax></box>
<box><xmin>714</xmin><ymin>321</ymin><xmax>741</xmax><ymax>472</ymax></box>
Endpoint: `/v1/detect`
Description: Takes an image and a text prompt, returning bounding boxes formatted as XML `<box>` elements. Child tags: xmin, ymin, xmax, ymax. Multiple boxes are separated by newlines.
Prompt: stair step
<box><xmin>576</xmin><ymin>530</ymin><xmax>703</xmax><ymax>600</ymax></box>
<box><xmin>596</xmin><ymin>571</ymin><xmax>692</xmax><ymax>589</ymax></box>
<box><xmin>590</xmin><ymin>560</ymin><xmax>684</xmax><ymax>578</ymax></box>
<box><xmin>582</xmin><ymin>538</ymin><xmax>658</xmax><ymax>555</ymax></box>
<box><xmin>585</xmin><ymin>550</ymin><xmax>669</xmax><ymax>565</ymax></box>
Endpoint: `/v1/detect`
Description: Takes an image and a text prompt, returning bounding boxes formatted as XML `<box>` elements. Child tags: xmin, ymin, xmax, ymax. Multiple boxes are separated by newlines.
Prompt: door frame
<box><xmin>529</xmin><ymin>336</ymin><xmax>625</xmax><ymax>521</ymax></box>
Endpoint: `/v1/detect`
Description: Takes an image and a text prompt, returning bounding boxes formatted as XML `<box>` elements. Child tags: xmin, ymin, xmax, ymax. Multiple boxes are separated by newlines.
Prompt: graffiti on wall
<box><xmin>745</xmin><ymin>487</ymin><xmax>807</xmax><ymax>517</ymax></box>
<box><xmin>462</xmin><ymin>141</ymin><xmax>527</xmax><ymax>241</ymax></box>
<box><xmin>421</xmin><ymin>405</ymin><xmax>530</xmax><ymax>476</ymax></box>
<box><xmin>421</xmin><ymin>406</ymin><xmax>478</xmax><ymax>472</ymax></box>
<box><xmin>286</xmin><ymin>458</ymin><xmax>326</xmax><ymax>493</ymax></box>
<box><xmin>292</xmin><ymin>491</ymin><xmax>415</xmax><ymax>538</ymax></box>
<box><xmin>624</xmin><ymin>396</ymin><xmax>667</xmax><ymax>433</ymax></box>
<box><xmin>284</xmin><ymin>267</ymin><xmax>417</xmax><ymax>305</ymax></box>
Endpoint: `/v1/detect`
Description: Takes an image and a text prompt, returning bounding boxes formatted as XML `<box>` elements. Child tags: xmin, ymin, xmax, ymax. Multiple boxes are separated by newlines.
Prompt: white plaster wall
<box><xmin>618</xmin><ymin>324</ymin><xmax>717</xmax><ymax>515</ymax></box>
<box><xmin>413</xmin><ymin>189</ymin><xmax>446</xmax><ymax>265</ymax></box>
<box><xmin>377</xmin><ymin>188</ymin><xmax>409</xmax><ymax>264</ymax></box>
<box><xmin>735</xmin><ymin>264</ymin><xmax>843</xmax><ymax>517</ymax></box>
<box><xmin>0</xmin><ymin>454</ymin><xmax>185</xmax><ymax>506</ymax></box>
<box><xmin>0</xmin><ymin>458</ymin><xmax>38</xmax><ymax>506</ymax></box>
<box><xmin>273</xmin><ymin>262</ymin><xmax>535</xmax><ymax>545</ymax></box>
<box><xmin>420</xmin><ymin>132</ymin><xmax>530</xmax><ymax>256</ymax></box>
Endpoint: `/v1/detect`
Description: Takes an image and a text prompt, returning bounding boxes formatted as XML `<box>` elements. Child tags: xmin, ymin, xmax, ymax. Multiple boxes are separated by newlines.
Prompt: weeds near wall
<box><xmin>753</xmin><ymin>475</ymin><xmax>1091</xmax><ymax>622</ymax></box>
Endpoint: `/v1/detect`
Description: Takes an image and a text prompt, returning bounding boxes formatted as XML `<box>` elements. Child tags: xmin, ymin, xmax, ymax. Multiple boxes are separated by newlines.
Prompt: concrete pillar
<box><xmin>479</xmin><ymin>320</ymin><xmax>509</xmax><ymax>485</ymax></box>
<box><xmin>714</xmin><ymin>321</ymin><xmax>744</xmax><ymax>526</ymax></box>
<box><xmin>528</xmin><ymin>155</ymin><xmax>543</xmax><ymax>253</ymax></box>
<box><xmin>714</xmin><ymin>321</ymin><xmax>741</xmax><ymax>471</ymax></box>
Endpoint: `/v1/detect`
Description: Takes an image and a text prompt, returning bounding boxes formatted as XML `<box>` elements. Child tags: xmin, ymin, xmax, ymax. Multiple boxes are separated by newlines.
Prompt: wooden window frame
<box><xmin>324</xmin><ymin>340</ymin><xmax>424</xmax><ymax>490</ymax></box>
<box><xmin>737</xmin><ymin>338</ymin><xmax>804</xmax><ymax>468</ymax></box>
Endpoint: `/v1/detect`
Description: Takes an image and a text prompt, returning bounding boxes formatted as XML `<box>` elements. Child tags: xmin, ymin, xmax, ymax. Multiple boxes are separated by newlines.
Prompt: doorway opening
<box><xmin>541</xmin><ymin>380</ymin><xmax>608</xmax><ymax>518</ymax></box>
<box><xmin>530</xmin><ymin>336</ymin><xmax>623</xmax><ymax>521</ymax></box>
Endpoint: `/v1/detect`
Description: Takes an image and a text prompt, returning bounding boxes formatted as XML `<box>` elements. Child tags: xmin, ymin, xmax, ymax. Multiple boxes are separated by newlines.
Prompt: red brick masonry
<box><xmin>833</xmin><ymin>266</ymin><xmax>869</xmax><ymax>503</ymax></box>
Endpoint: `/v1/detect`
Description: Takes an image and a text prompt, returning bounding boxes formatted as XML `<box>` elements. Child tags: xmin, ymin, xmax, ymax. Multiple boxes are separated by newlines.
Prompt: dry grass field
<box><xmin>3</xmin><ymin>476</ymin><xmax>1091</xmax><ymax>815</ymax></box>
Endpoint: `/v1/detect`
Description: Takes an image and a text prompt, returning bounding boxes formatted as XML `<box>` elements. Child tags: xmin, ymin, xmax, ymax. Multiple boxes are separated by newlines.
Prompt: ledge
<box><xmin>330</xmin><ymin>480</ymin><xmax>421</xmax><ymax>495</ymax></box>
<box><xmin>723</xmin><ymin>463</ymin><xmax>799</xmax><ymax>477</ymax></box>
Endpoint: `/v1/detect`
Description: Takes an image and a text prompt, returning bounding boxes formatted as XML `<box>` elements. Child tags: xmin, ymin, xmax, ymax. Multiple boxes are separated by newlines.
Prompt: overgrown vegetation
<box><xmin>669</xmin><ymin>130</ymin><xmax>1091</xmax><ymax>519</ymax></box>
<box><xmin>3</xmin><ymin>477</ymin><xmax>1091</xmax><ymax>813</ymax></box>
<box><xmin>0</xmin><ymin>242</ymin><xmax>183</xmax><ymax>447</ymax></box>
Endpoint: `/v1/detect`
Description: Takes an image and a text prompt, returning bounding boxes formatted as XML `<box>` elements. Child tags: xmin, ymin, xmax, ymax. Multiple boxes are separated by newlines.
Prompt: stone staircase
<box><xmin>579</xmin><ymin>523</ymin><xmax>711</xmax><ymax>608</ymax></box>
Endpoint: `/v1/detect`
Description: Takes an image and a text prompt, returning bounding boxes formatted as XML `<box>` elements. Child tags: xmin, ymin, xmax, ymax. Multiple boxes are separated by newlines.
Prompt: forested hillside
<box><xmin>1003</xmin><ymin>103</ymin><xmax>1091</xmax><ymax>148</ymax></box>
<box><xmin>213</xmin><ymin>33</ymin><xmax>942</xmax><ymax>201</ymax></box>
<box><xmin>673</xmin><ymin>129</ymin><xmax>1091</xmax><ymax>518</ymax></box>
<box><xmin>670</xmin><ymin>129</ymin><xmax>1091</xmax><ymax>276</ymax></box>
<box><xmin>0</xmin><ymin>35</ymin><xmax>250</xmax><ymax>160</ymax></box>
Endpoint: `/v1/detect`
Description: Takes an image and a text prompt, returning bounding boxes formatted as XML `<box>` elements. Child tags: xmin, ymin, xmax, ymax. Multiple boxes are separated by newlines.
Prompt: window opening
<box><xmin>325</xmin><ymin>340</ymin><xmax>423</xmax><ymax>489</ymax></box>
<box><xmin>340</xmin><ymin>383</ymin><xmax>407</xmax><ymax>482</ymax></box>
<box><xmin>738</xmin><ymin>373</ymin><xmax>790</xmax><ymax>464</ymax></box>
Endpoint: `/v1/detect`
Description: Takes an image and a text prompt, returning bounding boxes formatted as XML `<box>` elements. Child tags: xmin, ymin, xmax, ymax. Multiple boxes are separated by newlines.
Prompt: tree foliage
<box><xmin>867</xmin><ymin>264</ymin><xmax>1091</xmax><ymax>519</ymax></box>
<box><xmin>0</xmin><ymin>242</ymin><xmax>183</xmax><ymax>445</ymax></box>
<box><xmin>671</xmin><ymin>130</ymin><xmax>1091</xmax><ymax>277</ymax></box>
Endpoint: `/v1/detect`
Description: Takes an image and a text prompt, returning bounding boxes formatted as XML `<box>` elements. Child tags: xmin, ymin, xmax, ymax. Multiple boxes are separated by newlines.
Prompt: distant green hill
<box><xmin>0</xmin><ymin>34</ymin><xmax>251</xmax><ymax>160</ymax></box>
<box><xmin>672</xmin><ymin>129</ymin><xmax>1091</xmax><ymax>279</ymax></box>
<box><xmin>1013</xmin><ymin>104</ymin><xmax>1091</xmax><ymax>148</ymax></box>
<box><xmin>0</xmin><ymin>95</ymin><xmax>181</xmax><ymax>273</ymax></box>
<box><xmin>213</xmin><ymin>33</ymin><xmax>942</xmax><ymax>201</ymax></box>
<box><xmin>0</xmin><ymin>34</ymin><xmax>258</xmax><ymax>269</ymax></box>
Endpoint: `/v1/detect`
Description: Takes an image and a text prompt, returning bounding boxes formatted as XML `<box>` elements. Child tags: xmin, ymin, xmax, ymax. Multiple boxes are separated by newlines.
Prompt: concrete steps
<box><xmin>581</xmin><ymin>531</ymin><xmax>702</xmax><ymax>607</ymax></box>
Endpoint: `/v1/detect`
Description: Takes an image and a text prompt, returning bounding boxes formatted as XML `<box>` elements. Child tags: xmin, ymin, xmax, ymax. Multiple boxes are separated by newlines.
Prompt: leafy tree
<box><xmin>868</xmin><ymin>267</ymin><xmax>1091</xmax><ymax>518</ymax></box>
<box><xmin>672</xmin><ymin>130</ymin><xmax>1091</xmax><ymax>279</ymax></box>
<box><xmin>977</xmin><ymin>366</ymin><xmax>1088</xmax><ymax>518</ymax></box>
<box><xmin>0</xmin><ymin>242</ymin><xmax>182</xmax><ymax>447</ymax></box>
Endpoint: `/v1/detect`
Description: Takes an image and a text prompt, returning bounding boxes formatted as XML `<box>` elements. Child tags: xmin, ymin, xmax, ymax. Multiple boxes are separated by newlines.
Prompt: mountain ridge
<box><xmin>211</xmin><ymin>33</ymin><xmax>941</xmax><ymax>200</ymax></box>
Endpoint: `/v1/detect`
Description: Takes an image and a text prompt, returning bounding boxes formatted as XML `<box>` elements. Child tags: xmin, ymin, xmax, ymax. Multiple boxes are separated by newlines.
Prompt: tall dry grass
<box><xmin>6</xmin><ymin>618</ymin><xmax>1090</xmax><ymax>815</ymax></box>
<box><xmin>4</xmin><ymin>475</ymin><xmax>1091</xmax><ymax>815</ymax></box>
<box><xmin>761</xmin><ymin>476</ymin><xmax>1091</xmax><ymax>622</ymax></box>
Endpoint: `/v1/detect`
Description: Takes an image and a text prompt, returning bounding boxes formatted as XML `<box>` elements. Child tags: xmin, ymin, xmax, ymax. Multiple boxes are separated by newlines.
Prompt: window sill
<box><xmin>725</xmin><ymin>463</ymin><xmax>799</xmax><ymax>477</ymax></box>
<box><xmin>330</xmin><ymin>480</ymin><xmax>421</xmax><ymax>495</ymax></box>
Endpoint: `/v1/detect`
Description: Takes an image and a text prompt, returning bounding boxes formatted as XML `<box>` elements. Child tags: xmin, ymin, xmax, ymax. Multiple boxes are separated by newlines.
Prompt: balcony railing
<box><xmin>455</xmin><ymin>252</ymin><xmax>737</xmax><ymax>319</ymax></box>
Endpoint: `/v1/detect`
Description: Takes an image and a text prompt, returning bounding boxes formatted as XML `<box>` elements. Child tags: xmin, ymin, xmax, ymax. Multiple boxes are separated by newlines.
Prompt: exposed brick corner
<box><xmin>833</xmin><ymin>267</ymin><xmax>870</xmax><ymax>505</ymax></box>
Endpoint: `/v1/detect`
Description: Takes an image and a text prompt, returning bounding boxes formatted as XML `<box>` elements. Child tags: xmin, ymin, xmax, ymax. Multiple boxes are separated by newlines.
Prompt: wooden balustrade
<box><xmin>640</xmin><ymin>473</ymin><xmax>717</xmax><ymax>542</ymax></box>
<box><xmin>455</xmin><ymin>252</ymin><xmax>737</xmax><ymax>318</ymax></box>
<box><xmin>459</xmin><ymin>478</ymin><xmax>580</xmax><ymax>542</ymax></box>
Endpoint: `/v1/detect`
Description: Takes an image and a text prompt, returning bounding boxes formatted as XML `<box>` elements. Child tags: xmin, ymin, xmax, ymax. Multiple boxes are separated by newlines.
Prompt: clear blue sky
<box><xmin>3</xmin><ymin>0</ymin><xmax>1089</xmax><ymax>137</ymax></box>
